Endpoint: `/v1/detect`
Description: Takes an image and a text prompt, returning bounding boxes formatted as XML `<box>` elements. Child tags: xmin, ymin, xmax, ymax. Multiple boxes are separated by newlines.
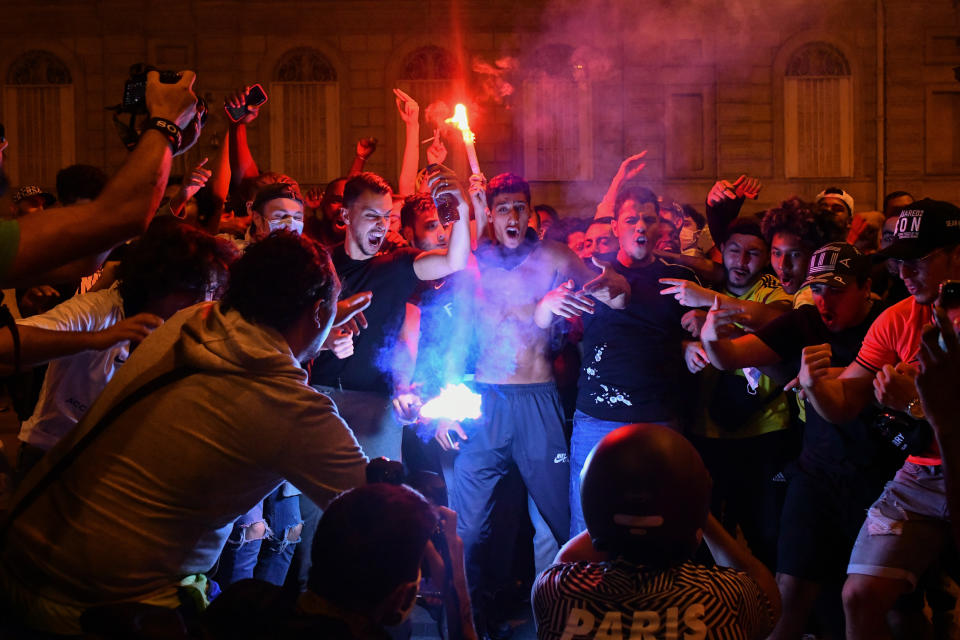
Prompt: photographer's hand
<box><xmin>146</xmin><ymin>70</ymin><xmax>198</xmax><ymax>130</ymax></box>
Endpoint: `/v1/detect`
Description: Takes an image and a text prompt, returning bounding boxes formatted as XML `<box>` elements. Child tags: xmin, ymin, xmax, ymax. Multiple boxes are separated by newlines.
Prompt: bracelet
<box><xmin>143</xmin><ymin>117</ymin><xmax>182</xmax><ymax>154</ymax></box>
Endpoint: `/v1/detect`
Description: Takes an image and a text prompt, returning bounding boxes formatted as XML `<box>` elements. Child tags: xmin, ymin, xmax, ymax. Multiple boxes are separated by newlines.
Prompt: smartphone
<box><xmin>935</xmin><ymin>280</ymin><xmax>960</xmax><ymax>350</ymax></box>
<box><xmin>225</xmin><ymin>84</ymin><xmax>268</xmax><ymax>122</ymax></box>
<box><xmin>0</xmin><ymin>123</ymin><xmax>5</xmax><ymax>143</ymax></box>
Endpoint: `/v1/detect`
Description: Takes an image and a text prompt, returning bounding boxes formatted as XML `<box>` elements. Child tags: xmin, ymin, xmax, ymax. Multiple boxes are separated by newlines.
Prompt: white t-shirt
<box><xmin>17</xmin><ymin>286</ymin><xmax>126</xmax><ymax>450</ymax></box>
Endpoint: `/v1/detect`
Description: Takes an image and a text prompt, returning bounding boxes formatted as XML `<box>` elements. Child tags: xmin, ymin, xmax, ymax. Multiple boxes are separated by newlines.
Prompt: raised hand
<box><xmin>394</xmin><ymin>88</ymin><xmax>419</xmax><ymax>125</ymax></box>
<box><xmin>732</xmin><ymin>174</ymin><xmax>762</xmax><ymax>200</ymax></box>
<box><xmin>799</xmin><ymin>343</ymin><xmax>832</xmax><ymax>389</ymax></box>
<box><xmin>356</xmin><ymin>137</ymin><xmax>377</xmax><ymax>160</ymax></box>
<box><xmin>540</xmin><ymin>280</ymin><xmax>596</xmax><ymax>319</ymax></box>
<box><xmin>659</xmin><ymin>278</ymin><xmax>715</xmax><ymax>308</ymax></box>
<box><xmin>146</xmin><ymin>70</ymin><xmax>198</xmax><ymax>130</ymax></box>
<box><xmin>426</xmin><ymin>130</ymin><xmax>447</xmax><ymax>166</ymax></box>
<box><xmin>304</xmin><ymin>187</ymin><xmax>323</xmax><ymax>211</ymax></box>
<box><xmin>615</xmin><ymin>151</ymin><xmax>648</xmax><ymax>182</ymax></box>
<box><xmin>467</xmin><ymin>172</ymin><xmax>488</xmax><ymax>214</ymax></box>
<box><xmin>223</xmin><ymin>85</ymin><xmax>262</xmax><ymax>125</ymax></box>
<box><xmin>181</xmin><ymin>157</ymin><xmax>211</xmax><ymax>201</ymax></box>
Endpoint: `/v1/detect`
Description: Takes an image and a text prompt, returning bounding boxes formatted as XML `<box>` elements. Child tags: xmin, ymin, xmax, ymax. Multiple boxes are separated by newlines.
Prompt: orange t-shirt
<box><xmin>855</xmin><ymin>296</ymin><xmax>939</xmax><ymax>465</ymax></box>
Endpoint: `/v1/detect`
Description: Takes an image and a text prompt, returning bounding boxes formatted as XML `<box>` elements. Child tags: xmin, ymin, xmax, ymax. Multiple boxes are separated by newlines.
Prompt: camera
<box><xmin>873</xmin><ymin>410</ymin><xmax>932</xmax><ymax>455</ymax></box>
<box><xmin>122</xmin><ymin>64</ymin><xmax>182</xmax><ymax>115</ymax></box>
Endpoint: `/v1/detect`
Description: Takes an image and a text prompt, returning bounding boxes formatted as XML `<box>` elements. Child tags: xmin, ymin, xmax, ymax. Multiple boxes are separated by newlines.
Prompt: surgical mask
<box><xmin>258</xmin><ymin>215</ymin><xmax>303</xmax><ymax>236</ymax></box>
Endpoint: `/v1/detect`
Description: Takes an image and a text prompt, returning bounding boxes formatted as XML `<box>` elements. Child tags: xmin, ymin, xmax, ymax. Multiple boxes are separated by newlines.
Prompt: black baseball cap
<box><xmin>803</xmin><ymin>242</ymin><xmax>870</xmax><ymax>288</ymax></box>
<box><xmin>251</xmin><ymin>182</ymin><xmax>303</xmax><ymax>213</ymax></box>
<box><xmin>877</xmin><ymin>198</ymin><xmax>960</xmax><ymax>260</ymax></box>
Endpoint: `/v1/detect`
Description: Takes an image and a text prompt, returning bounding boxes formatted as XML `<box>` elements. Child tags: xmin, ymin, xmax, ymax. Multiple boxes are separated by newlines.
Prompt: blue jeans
<box><xmin>569</xmin><ymin>410</ymin><xmax>633</xmax><ymax>539</ymax></box>
<box><xmin>216</xmin><ymin>483</ymin><xmax>303</xmax><ymax>586</ymax></box>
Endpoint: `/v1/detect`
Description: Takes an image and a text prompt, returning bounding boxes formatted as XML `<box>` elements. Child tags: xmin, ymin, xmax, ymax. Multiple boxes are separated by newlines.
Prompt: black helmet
<box><xmin>580</xmin><ymin>424</ymin><xmax>711</xmax><ymax>567</ymax></box>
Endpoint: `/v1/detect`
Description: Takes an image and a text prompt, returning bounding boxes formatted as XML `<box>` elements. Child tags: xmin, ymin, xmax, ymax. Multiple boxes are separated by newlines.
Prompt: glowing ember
<box><xmin>419</xmin><ymin>383</ymin><xmax>482</xmax><ymax>422</ymax></box>
<box><xmin>445</xmin><ymin>104</ymin><xmax>481</xmax><ymax>175</ymax></box>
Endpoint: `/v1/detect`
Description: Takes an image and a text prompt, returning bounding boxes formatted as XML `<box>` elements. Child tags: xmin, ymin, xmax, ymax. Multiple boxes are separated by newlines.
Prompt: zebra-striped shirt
<box><xmin>532</xmin><ymin>559</ymin><xmax>774</xmax><ymax>640</ymax></box>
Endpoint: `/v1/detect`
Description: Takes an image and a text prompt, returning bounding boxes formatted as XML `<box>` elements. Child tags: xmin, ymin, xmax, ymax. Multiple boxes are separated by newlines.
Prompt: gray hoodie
<box><xmin>1</xmin><ymin>302</ymin><xmax>367</xmax><ymax>634</ymax></box>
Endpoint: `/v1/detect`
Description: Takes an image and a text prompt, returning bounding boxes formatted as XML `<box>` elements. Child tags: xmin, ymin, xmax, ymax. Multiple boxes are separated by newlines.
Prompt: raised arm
<box><xmin>595</xmin><ymin>152</ymin><xmax>647</xmax><ymax>220</ymax></box>
<box><xmin>6</xmin><ymin>71</ymin><xmax>200</xmax><ymax>288</ymax></box>
<box><xmin>394</xmin><ymin>88</ymin><xmax>420</xmax><ymax>195</ymax></box>
<box><xmin>705</xmin><ymin>175</ymin><xmax>761</xmax><ymax>247</ymax></box>
<box><xmin>349</xmin><ymin>137</ymin><xmax>377</xmax><ymax>178</ymax></box>
<box><xmin>412</xmin><ymin>166</ymin><xmax>471</xmax><ymax>281</ymax></box>
<box><xmin>225</xmin><ymin>86</ymin><xmax>262</xmax><ymax>190</ymax></box>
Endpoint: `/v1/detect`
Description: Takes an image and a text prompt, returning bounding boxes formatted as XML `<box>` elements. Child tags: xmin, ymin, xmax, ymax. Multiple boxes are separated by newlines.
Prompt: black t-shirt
<box><xmin>576</xmin><ymin>257</ymin><xmax>698</xmax><ymax>422</ymax></box>
<box><xmin>755</xmin><ymin>302</ymin><xmax>891</xmax><ymax>473</ymax></box>
<box><xmin>311</xmin><ymin>244</ymin><xmax>421</xmax><ymax>394</ymax></box>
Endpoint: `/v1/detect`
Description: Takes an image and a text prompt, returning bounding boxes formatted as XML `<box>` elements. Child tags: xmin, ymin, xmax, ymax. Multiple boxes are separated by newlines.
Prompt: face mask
<box><xmin>267</xmin><ymin>216</ymin><xmax>304</xmax><ymax>236</ymax></box>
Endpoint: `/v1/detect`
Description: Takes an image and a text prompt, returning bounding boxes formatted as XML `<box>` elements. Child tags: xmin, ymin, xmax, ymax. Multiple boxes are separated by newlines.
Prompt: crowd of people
<box><xmin>0</xmin><ymin>69</ymin><xmax>956</xmax><ymax>640</ymax></box>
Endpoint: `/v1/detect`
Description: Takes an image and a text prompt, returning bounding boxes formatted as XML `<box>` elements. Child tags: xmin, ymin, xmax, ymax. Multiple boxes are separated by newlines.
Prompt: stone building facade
<box><xmin>0</xmin><ymin>0</ymin><xmax>958</xmax><ymax>214</ymax></box>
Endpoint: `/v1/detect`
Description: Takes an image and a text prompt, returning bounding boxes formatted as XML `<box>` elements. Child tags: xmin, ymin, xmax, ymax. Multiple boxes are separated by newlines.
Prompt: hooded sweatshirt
<box><xmin>0</xmin><ymin>302</ymin><xmax>367</xmax><ymax>634</ymax></box>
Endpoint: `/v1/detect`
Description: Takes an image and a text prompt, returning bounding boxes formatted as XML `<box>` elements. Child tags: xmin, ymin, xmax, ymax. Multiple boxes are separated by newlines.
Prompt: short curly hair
<box><xmin>400</xmin><ymin>193</ymin><xmax>436</xmax><ymax>232</ymax></box>
<box><xmin>117</xmin><ymin>217</ymin><xmax>237</xmax><ymax>317</ymax></box>
<box><xmin>485</xmin><ymin>173</ymin><xmax>530</xmax><ymax>209</ymax></box>
<box><xmin>761</xmin><ymin>198</ymin><xmax>823</xmax><ymax>251</ymax></box>
<box><xmin>221</xmin><ymin>232</ymin><xmax>338</xmax><ymax>333</ymax></box>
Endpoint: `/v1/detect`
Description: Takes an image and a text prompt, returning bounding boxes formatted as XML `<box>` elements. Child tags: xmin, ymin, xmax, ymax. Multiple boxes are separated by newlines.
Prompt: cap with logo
<box><xmin>12</xmin><ymin>185</ymin><xmax>56</xmax><ymax>207</ymax></box>
<box><xmin>877</xmin><ymin>198</ymin><xmax>960</xmax><ymax>261</ymax></box>
<box><xmin>816</xmin><ymin>188</ymin><xmax>855</xmax><ymax>214</ymax></box>
<box><xmin>803</xmin><ymin>242</ymin><xmax>871</xmax><ymax>288</ymax></box>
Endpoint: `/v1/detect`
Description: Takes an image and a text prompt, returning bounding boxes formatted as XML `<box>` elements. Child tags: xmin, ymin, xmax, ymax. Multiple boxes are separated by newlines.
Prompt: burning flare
<box><xmin>445</xmin><ymin>104</ymin><xmax>475</xmax><ymax>145</ymax></box>
<box><xmin>444</xmin><ymin>104</ymin><xmax>481</xmax><ymax>175</ymax></box>
<box><xmin>420</xmin><ymin>383</ymin><xmax>482</xmax><ymax>422</ymax></box>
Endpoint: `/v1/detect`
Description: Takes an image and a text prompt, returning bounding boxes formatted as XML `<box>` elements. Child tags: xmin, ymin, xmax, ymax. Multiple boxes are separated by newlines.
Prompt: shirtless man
<box><xmin>450</xmin><ymin>172</ymin><xmax>628</xmax><ymax>634</ymax></box>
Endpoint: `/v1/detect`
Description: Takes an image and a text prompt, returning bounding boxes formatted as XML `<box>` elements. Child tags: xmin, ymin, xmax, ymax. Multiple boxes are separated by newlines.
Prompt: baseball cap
<box><xmin>251</xmin><ymin>182</ymin><xmax>303</xmax><ymax>213</ymax></box>
<box><xmin>877</xmin><ymin>198</ymin><xmax>960</xmax><ymax>260</ymax></box>
<box><xmin>816</xmin><ymin>187</ymin><xmax>854</xmax><ymax>214</ymax></box>
<box><xmin>803</xmin><ymin>242</ymin><xmax>870</xmax><ymax>288</ymax></box>
<box><xmin>12</xmin><ymin>185</ymin><xmax>55</xmax><ymax>207</ymax></box>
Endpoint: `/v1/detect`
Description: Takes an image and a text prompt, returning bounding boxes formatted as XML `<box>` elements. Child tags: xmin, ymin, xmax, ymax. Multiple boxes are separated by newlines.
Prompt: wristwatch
<box><xmin>907</xmin><ymin>396</ymin><xmax>925</xmax><ymax>420</ymax></box>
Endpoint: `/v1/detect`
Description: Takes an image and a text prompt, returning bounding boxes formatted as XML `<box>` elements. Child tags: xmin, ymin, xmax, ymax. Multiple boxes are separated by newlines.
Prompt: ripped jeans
<box><xmin>215</xmin><ymin>483</ymin><xmax>303</xmax><ymax>587</ymax></box>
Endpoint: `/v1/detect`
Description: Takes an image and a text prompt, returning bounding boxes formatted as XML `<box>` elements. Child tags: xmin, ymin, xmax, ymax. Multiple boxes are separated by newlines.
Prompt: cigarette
<box><xmin>446</xmin><ymin>432</ymin><xmax>456</xmax><ymax>448</ymax></box>
<box><xmin>421</xmin><ymin>136</ymin><xmax>435</xmax><ymax>144</ymax></box>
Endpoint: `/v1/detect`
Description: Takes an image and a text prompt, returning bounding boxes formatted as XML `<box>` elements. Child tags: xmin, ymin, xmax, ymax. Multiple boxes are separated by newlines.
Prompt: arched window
<box><xmin>3</xmin><ymin>50</ymin><xmax>75</xmax><ymax>189</ymax></box>
<box><xmin>521</xmin><ymin>44</ymin><xmax>593</xmax><ymax>181</ymax></box>
<box><xmin>783</xmin><ymin>42</ymin><xmax>853</xmax><ymax>178</ymax></box>
<box><xmin>269</xmin><ymin>48</ymin><xmax>339</xmax><ymax>183</ymax></box>
<box><xmin>395</xmin><ymin>46</ymin><xmax>464</xmax><ymax>178</ymax></box>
